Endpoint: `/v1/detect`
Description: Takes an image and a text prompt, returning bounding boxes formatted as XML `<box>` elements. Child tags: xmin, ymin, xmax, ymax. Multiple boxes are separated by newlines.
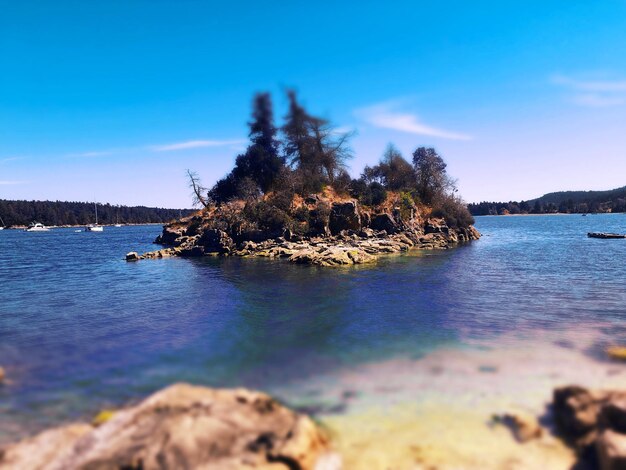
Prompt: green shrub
<box><xmin>432</xmin><ymin>195</ymin><xmax>475</xmax><ymax>228</ymax></box>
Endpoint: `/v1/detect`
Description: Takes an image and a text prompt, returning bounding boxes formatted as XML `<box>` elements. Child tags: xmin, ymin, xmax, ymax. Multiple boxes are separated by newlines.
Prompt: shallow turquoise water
<box><xmin>1</xmin><ymin>215</ymin><xmax>626</xmax><ymax>440</ymax></box>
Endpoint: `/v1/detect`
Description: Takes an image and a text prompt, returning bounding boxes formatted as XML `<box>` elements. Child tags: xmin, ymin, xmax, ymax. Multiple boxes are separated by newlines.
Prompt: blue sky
<box><xmin>1</xmin><ymin>1</ymin><xmax>626</xmax><ymax>207</ymax></box>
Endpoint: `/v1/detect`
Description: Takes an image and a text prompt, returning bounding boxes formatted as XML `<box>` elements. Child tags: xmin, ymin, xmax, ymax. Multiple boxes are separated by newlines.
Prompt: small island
<box><xmin>129</xmin><ymin>92</ymin><xmax>479</xmax><ymax>266</ymax></box>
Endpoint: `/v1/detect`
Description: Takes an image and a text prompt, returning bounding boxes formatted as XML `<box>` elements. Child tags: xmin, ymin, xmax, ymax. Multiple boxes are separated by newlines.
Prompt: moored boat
<box><xmin>25</xmin><ymin>222</ymin><xmax>50</xmax><ymax>232</ymax></box>
<box><xmin>85</xmin><ymin>202</ymin><xmax>104</xmax><ymax>232</ymax></box>
<box><xmin>588</xmin><ymin>232</ymin><xmax>626</xmax><ymax>239</ymax></box>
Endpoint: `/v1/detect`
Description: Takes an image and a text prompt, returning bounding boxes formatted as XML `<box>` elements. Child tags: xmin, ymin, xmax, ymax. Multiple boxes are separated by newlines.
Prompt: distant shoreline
<box><xmin>2</xmin><ymin>223</ymin><xmax>165</xmax><ymax>230</ymax></box>
<box><xmin>475</xmin><ymin>212</ymin><xmax>623</xmax><ymax>217</ymax></box>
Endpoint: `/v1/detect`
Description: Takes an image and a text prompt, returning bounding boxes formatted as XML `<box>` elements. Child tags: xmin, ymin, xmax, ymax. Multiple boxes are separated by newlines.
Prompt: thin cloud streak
<box><xmin>66</xmin><ymin>150</ymin><xmax>114</xmax><ymax>158</ymax></box>
<box><xmin>0</xmin><ymin>157</ymin><xmax>24</xmax><ymax>164</ymax></box>
<box><xmin>552</xmin><ymin>74</ymin><xmax>626</xmax><ymax>92</ymax></box>
<box><xmin>571</xmin><ymin>94</ymin><xmax>626</xmax><ymax>108</ymax></box>
<box><xmin>552</xmin><ymin>74</ymin><xmax>626</xmax><ymax>107</ymax></box>
<box><xmin>0</xmin><ymin>180</ymin><xmax>26</xmax><ymax>185</ymax></box>
<box><xmin>151</xmin><ymin>139</ymin><xmax>246</xmax><ymax>152</ymax></box>
<box><xmin>356</xmin><ymin>103</ymin><xmax>471</xmax><ymax>141</ymax></box>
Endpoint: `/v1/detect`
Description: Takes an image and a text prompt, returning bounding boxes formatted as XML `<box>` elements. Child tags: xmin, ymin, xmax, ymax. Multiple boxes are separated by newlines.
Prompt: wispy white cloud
<box><xmin>0</xmin><ymin>157</ymin><xmax>24</xmax><ymax>164</ymax></box>
<box><xmin>151</xmin><ymin>139</ymin><xmax>246</xmax><ymax>152</ymax></box>
<box><xmin>552</xmin><ymin>74</ymin><xmax>626</xmax><ymax>92</ymax></box>
<box><xmin>332</xmin><ymin>125</ymin><xmax>357</xmax><ymax>135</ymax></box>
<box><xmin>0</xmin><ymin>180</ymin><xmax>26</xmax><ymax>185</ymax></box>
<box><xmin>552</xmin><ymin>74</ymin><xmax>626</xmax><ymax>107</ymax></box>
<box><xmin>62</xmin><ymin>138</ymin><xmax>246</xmax><ymax>159</ymax></box>
<box><xmin>355</xmin><ymin>102</ymin><xmax>471</xmax><ymax>141</ymax></box>
<box><xmin>66</xmin><ymin>150</ymin><xmax>114</xmax><ymax>158</ymax></box>
<box><xmin>571</xmin><ymin>93</ymin><xmax>626</xmax><ymax>108</ymax></box>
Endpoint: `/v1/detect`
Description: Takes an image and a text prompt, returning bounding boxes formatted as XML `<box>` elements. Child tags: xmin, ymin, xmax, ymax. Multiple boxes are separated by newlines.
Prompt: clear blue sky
<box><xmin>1</xmin><ymin>1</ymin><xmax>626</xmax><ymax>207</ymax></box>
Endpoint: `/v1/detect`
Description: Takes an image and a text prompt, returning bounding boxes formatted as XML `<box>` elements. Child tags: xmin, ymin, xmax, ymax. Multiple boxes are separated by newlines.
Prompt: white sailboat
<box><xmin>85</xmin><ymin>202</ymin><xmax>104</xmax><ymax>232</ymax></box>
<box><xmin>0</xmin><ymin>216</ymin><xmax>5</xmax><ymax>230</ymax></box>
<box><xmin>114</xmin><ymin>207</ymin><xmax>122</xmax><ymax>227</ymax></box>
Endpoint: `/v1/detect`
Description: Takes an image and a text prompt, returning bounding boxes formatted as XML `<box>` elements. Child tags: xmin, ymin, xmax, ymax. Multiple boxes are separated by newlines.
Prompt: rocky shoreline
<box><xmin>127</xmin><ymin>198</ymin><xmax>481</xmax><ymax>266</ymax></box>
<box><xmin>4</xmin><ymin>382</ymin><xmax>626</xmax><ymax>470</ymax></box>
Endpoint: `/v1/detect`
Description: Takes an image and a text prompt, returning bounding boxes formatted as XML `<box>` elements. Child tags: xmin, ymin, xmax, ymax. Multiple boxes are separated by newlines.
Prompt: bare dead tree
<box><xmin>186</xmin><ymin>169</ymin><xmax>208</xmax><ymax>208</ymax></box>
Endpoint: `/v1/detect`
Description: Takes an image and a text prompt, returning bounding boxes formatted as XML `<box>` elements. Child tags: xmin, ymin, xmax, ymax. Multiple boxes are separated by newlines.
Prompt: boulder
<box><xmin>358</xmin><ymin>227</ymin><xmax>375</xmax><ymax>238</ymax></box>
<box><xmin>178</xmin><ymin>245</ymin><xmax>205</xmax><ymax>257</ymax></box>
<box><xmin>553</xmin><ymin>385</ymin><xmax>626</xmax><ymax>460</ymax></box>
<box><xmin>328</xmin><ymin>201</ymin><xmax>361</xmax><ymax>235</ymax></box>
<box><xmin>155</xmin><ymin>225</ymin><xmax>185</xmax><ymax>245</ymax></box>
<box><xmin>553</xmin><ymin>385</ymin><xmax>605</xmax><ymax>448</ymax></box>
<box><xmin>0</xmin><ymin>366</ymin><xmax>5</xmax><ymax>384</ymax></box>
<box><xmin>424</xmin><ymin>218</ymin><xmax>450</xmax><ymax>235</ymax></box>
<box><xmin>369</xmin><ymin>213</ymin><xmax>399</xmax><ymax>234</ymax></box>
<box><xmin>198</xmin><ymin>229</ymin><xmax>234</xmax><ymax>254</ymax></box>
<box><xmin>125</xmin><ymin>252</ymin><xmax>140</xmax><ymax>262</ymax></box>
<box><xmin>0</xmin><ymin>383</ymin><xmax>335</xmax><ymax>470</ymax></box>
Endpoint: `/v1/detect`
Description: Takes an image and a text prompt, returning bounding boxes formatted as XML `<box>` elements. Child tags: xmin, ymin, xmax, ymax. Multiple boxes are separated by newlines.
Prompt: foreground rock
<box><xmin>0</xmin><ymin>383</ymin><xmax>336</xmax><ymax>470</ymax></box>
<box><xmin>130</xmin><ymin>194</ymin><xmax>480</xmax><ymax>266</ymax></box>
<box><xmin>553</xmin><ymin>385</ymin><xmax>626</xmax><ymax>470</ymax></box>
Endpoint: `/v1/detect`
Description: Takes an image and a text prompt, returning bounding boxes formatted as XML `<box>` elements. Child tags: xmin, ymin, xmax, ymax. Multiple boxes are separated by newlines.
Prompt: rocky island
<box><xmin>128</xmin><ymin>91</ymin><xmax>479</xmax><ymax>265</ymax></box>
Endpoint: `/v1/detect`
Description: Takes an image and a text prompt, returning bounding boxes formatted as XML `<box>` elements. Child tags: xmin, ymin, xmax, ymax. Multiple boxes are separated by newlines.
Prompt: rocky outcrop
<box><xmin>128</xmin><ymin>196</ymin><xmax>480</xmax><ymax>266</ymax></box>
<box><xmin>328</xmin><ymin>202</ymin><xmax>361</xmax><ymax>235</ymax></box>
<box><xmin>553</xmin><ymin>385</ymin><xmax>626</xmax><ymax>470</ymax></box>
<box><xmin>0</xmin><ymin>383</ymin><xmax>336</xmax><ymax>470</ymax></box>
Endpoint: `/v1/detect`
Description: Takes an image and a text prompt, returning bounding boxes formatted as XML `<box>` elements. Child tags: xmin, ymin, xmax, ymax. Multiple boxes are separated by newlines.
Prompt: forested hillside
<box><xmin>0</xmin><ymin>200</ymin><xmax>194</xmax><ymax>227</ymax></box>
<box><xmin>469</xmin><ymin>186</ymin><xmax>626</xmax><ymax>215</ymax></box>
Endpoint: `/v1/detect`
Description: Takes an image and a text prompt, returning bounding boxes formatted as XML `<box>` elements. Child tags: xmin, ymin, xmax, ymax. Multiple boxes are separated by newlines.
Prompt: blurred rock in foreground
<box><xmin>0</xmin><ymin>383</ymin><xmax>337</xmax><ymax>470</ymax></box>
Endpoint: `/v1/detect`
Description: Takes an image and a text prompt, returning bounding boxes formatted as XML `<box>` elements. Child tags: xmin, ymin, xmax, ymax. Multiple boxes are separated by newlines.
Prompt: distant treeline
<box><xmin>0</xmin><ymin>199</ymin><xmax>195</xmax><ymax>227</ymax></box>
<box><xmin>468</xmin><ymin>186</ymin><xmax>626</xmax><ymax>216</ymax></box>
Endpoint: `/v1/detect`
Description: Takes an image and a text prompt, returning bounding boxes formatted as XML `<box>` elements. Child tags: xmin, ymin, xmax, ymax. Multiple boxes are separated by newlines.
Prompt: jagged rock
<box><xmin>358</xmin><ymin>228</ymin><xmax>375</xmax><ymax>238</ymax></box>
<box><xmin>125</xmin><ymin>252</ymin><xmax>140</xmax><ymax>261</ymax></box>
<box><xmin>424</xmin><ymin>218</ymin><xmax>450</xmax><ymax>234</ymax></box>
<box><xmin>329</xmin><ymin>201</ymin><xmax>361</xmax><ymax>235</ymax></box>
<box><xmin>0</xmin><ymin>366</ymin><xmax>5</xmax><ymax>384</ymax></box>
<box><xmin>0</xmin><ymin>383</ymin><xmax>335</xmax><ymax>470</ymax></box>
<box><xmin>370</xmin><ymin>213</ymin><xmax>399</xmax><ymax>234</ymax></box>
<box><xmin>179</xmin><ymin>246</ymin><xmax>205</xmax><ymax>257</ymax></box>
<box><xmin>154</xmin><ymin>225</ymin><xmax>185</xmax><ymax>245</ymax></box>
<box><xmin>198</xmin><ymin>229</ymin><xmax>233</xmax><ymax>254</ymax></box>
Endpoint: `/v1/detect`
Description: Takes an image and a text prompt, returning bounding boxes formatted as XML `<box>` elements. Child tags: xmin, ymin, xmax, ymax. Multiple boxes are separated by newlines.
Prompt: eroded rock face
<box><xmin>0</xmin><ymin>383</ymin><xmax>335</xmax><ymax>470</ymax></box>
<box><xmin>328</xmin><ymin>202</ymin><xmax>361</xmax><ymax>235</ymax></box>
<box><xmin>369</xmin><ymin>213</ymin><xmax>399</xmax><ymax>234</ymax></box>
<box><xmin>154</xmin><ymin>225</ymin><xmax>185</xmax><ymax>245</ymax></box>
<box><xmin>198</xmin><ymin>228</ymin><xmax>234</xmax><ymax>254</ymax></box>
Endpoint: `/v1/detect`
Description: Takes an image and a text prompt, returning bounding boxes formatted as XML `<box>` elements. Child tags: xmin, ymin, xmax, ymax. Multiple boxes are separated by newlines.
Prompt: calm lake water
<box><xmin>1</xmin><ymin>214</ymin><xmax>626</xmax><ymax>441</ymax></box>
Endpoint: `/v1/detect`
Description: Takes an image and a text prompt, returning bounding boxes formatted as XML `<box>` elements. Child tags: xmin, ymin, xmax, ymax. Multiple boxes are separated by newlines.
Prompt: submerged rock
<box><xmin>0</xmin><ymin>383</ymin><xmax>335</xmax><ymax>470</ymax></box>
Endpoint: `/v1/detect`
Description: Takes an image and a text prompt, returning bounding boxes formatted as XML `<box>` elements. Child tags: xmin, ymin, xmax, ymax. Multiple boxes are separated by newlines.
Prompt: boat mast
<box><xmin>94</xmin><ymin>202</ymin><xmax>98</xmax><ymax>225</ymax></box>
